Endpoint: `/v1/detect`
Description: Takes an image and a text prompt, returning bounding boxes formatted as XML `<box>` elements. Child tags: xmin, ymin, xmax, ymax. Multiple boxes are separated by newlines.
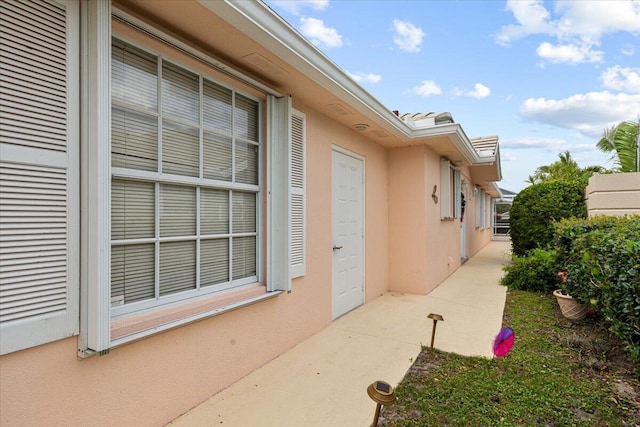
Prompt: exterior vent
<box><xmin>326</xmin><ymin>103</ymin><xmax>352</xmax><ymax>115</ymax></box>
<box><xmin>242</xmin><ymin>53</ymin><xmax>288</xmax><ymax>77</ymax></box>
<box><xmin>371</xmin><ymin>130</ymin><xmax>389</xmax><ymax>138</ymax></box>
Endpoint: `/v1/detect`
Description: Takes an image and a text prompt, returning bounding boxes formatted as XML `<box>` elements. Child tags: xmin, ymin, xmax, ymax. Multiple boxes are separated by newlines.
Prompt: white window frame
<box><xmin>80</xmin><ymin>7</ymin><xmax>286</xmax><ymax>355</ymax></box>
<box><xmin>108</xmin><ymin>36</ymin><xmax>262</xmax><ymax>318</ymax></box>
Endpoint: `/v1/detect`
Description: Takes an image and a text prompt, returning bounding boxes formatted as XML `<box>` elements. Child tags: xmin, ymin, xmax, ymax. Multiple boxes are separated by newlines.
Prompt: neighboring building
<box><xmin>586</xmin><ymin>173</ymin><xmax>640</xmax><ymax>217</ymax></box>
<box><xmin>0</xmin><ymin>1</ymin><xmax>502</xmax><ymax>425</ymax></box>
<box><xmin>493</xmin><ymin>187</ymin><xmax>518</xmax><ymax>238</ymax></box>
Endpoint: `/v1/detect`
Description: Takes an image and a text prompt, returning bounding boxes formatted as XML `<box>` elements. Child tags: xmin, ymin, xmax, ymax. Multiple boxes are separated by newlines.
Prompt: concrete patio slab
<box><xmin>167</xmin><ymin>241</ymin><xmax>512</xmax><ymax>427</ymax></box>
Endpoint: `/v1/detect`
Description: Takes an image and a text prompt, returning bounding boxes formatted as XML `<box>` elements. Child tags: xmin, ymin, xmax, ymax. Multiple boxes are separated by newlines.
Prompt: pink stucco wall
<box><xmin>0</xmin><ymin>100</ymin><xmax>390</xmax><ymax>427</ymax></box>
<box><xmin>388</xmin><ymin>146</ymin><xmax>493</xmax><ymax>295</ymax></box>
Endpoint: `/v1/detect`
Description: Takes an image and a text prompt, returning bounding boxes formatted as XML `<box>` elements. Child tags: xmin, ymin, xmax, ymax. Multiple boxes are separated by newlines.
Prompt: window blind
<box><xmin>110</xmin><ymin>37</ymin><xmax>260</xmax><ymax>314</ymax></box>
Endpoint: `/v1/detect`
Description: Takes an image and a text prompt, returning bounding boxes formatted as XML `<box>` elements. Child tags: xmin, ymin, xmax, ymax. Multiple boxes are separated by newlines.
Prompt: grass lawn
<box><xmin>379</xmin><ymin>290</ymin><xmax>639</xmax><ymax>426</ymax></box>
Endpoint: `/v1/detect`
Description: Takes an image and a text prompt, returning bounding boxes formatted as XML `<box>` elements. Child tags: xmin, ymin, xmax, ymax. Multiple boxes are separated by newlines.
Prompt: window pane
<box><xmin>201</xmin><ymin>238</ymin><xmax>229</xmax><ymax>287</ymax></box>
<box><xmin>232</xmin><ymin>236</ymin><xmax>256</xmax><ymax>280</ymax></box>
<box><xmin>201</xmin><ymin>188</ymin><xmax>229</xmax><ymax>235</ymax></box>
<box><xmin>232</xmin><ymin>191</ymin><xmax>256</xmax><ymax>233</ymax></box>
<box><xmin>203</xmin><ymin>80</ymin><xmax>232</xmax><ymax>133</ymax></box>
<box><xmin>159</xmin><ymin>241</ymin><xmax>196</xmax><ymax>295</ymax></box>
<box><xmin>112</xmin><ymin>107</ymin><xmax>158</xmax><ymax>171</ymax></box>
<box><xmin>162</xmin><ymin>62</ymin><xmax>199</xmax><ymax>123</ymax></box>
<box><xmin>160</xmin><ymin>184</ymin><xmax>195</xmax><ymax>237</ymax></box>
<box><xmin>234</xmin><ymin>141</ymin><xmax>258</xmax><ymax>185</ymax></box>
<box><xmin>162</xmin><ymin>120</ymin><xmax>199</xmax><ymax>177</ymax></box>
<box><xmin>234</xmin><ymin>94</ymin><xmax>258</xmax><ymax>141</ymax></box>
<box><xmin>111</xmin><ymin>244</ymin><xmax>155</xmax><ymax>304</ymax></box>
<box><xmin>112</xmin><ymin>40</ymin><xmax>157</xmax><ymax>111</ymax></box>
<box><xmin>111</xmin><ymin>179</ymin><xmax>155</xmax><ymax>240</ymax></box>
<box><xmin>203</xmin><ymin>132</ymin><xmax>232</xmax><ymax>181</ymax></box>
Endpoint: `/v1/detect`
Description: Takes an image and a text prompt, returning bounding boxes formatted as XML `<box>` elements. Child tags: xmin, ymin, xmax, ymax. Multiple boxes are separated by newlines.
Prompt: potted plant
<box><xmin>553</xmin><ymin>271</ymin><xmax>587</xmax><ymax>320</ymax></box>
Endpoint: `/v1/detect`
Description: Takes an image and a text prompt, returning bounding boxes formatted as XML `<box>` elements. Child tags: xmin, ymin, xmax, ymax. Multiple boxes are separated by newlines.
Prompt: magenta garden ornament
<box><xmin>493</xmin><ymin>327</ymin><xmax>514</xmax><ymax>357</ymax></box>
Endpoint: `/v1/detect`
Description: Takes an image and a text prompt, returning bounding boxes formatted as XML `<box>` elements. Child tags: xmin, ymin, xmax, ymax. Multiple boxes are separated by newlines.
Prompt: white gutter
<box><xmin>198</xmin><ymin>0</ymin><xmax>497</xmax><ymax>168</ymax></box>
<box><xmin>199</xmin><ymin>0</ymin><xmax>405</xmax><ymax>134</ymax></box>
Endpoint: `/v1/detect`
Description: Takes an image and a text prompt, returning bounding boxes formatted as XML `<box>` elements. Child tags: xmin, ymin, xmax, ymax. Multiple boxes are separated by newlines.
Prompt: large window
<box><xmin>110</xmin><ymin>39</ymin><xmax>260</xmax><ymax>315</ymax></box>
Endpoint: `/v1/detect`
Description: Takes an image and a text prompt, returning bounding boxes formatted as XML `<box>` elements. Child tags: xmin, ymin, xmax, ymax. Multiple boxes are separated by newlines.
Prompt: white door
<box><xmin>332</xmin><ymin>149</ymin><xmax>364</xmax><ymax>320</ymax></box>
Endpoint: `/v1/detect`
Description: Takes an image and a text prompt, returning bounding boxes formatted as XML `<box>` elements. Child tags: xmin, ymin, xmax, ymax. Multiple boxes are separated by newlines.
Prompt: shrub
<box><xmin>500</xmin><ymin>248</ymin><xmax>561</xmax><ymax>292</ymax></box>
<box><xmin>510</xmin><ymin>181</ymin><xmax>586</xmax><ymax>256</ymax></box>
<box><xmin>555</xmin><ymin>215</ymin><xmax>640</xmax><ymax>368</ymax></box>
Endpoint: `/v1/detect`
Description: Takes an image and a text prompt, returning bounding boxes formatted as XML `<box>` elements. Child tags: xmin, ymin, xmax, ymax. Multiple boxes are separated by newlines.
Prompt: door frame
<box><xmin>331</xmin><ymin>145</ymin><xmax>366</xmax><ymax>320</ymax></box>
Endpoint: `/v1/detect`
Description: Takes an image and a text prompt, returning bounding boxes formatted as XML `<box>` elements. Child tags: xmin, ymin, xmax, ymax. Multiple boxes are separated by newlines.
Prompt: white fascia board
<box><xmin>198</xmin><ymin>1</ymin><xmax>498</xmax><ymax>169</ymax></box>
<box><xmin>198</xmin><ymin>0</ymin><xmax>406</xmax><ymax>134</ymax></box>
<box><xmin>411</xmin><ymin>123</ymin><xmax>481</xmax><ymax>165</ymax></box>
<box><xmin>488</xmin><ymin>182</ymin><xmax>503</xmax><ymax>198</ymax></box>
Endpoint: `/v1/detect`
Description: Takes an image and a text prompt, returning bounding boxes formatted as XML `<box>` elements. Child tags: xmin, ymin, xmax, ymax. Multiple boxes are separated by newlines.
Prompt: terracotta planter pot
<box><xmin>553</xmin><ymin>289</ymin><xmax>587</xmax><ymax>320</ymax></box>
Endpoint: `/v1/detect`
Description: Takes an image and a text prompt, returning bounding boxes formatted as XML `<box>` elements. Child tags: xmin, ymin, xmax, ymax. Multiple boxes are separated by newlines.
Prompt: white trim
<box><xmin>79</xmin><ymin>0</ymin><xmax>112</xmax><ymax>356</ymax></box>
<box><xmin>266</xmin><ymin>95</ymin><xmax>292</xmax><ymax>292</ymax></box>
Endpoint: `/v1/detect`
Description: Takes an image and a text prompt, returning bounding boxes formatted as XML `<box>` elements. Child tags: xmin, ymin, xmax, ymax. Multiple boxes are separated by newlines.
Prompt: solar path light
<box><xmin>427</xmin><ymin>313</ymin><xmax>444</xmax><ymax>353</ymax></box>
<box><xmin>367</xmin><ymin>380</ymin><xmax>396</xmax><ymax>427</ymax></box>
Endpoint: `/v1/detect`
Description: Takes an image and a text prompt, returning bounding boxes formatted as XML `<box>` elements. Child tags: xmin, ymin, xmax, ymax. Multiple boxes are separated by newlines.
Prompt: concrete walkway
<box><xmin>168</xmin><ymin>241</ymin><xmax>512</xmax><ymax>427</ymax></box>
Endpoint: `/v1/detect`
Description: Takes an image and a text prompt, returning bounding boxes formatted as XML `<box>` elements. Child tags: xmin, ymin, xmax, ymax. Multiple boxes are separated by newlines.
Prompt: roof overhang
<box><xmin>113</xmin><ymin>0</ymin><xmax>501</xmax><ymax>178</ymax></box>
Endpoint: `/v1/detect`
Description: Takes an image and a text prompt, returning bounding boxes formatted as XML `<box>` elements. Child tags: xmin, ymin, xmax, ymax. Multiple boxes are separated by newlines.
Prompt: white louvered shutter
<box><xmin>440</xmin><ymin>159</ymin><xmax>451</xmax><ymax>219</ymax></box>
<box><xmin>453</xmin><ymin>169</ymin><xmax>461</xmax><ymax>218</ymax></box>
<box><xmin>0</xmin><ymin>0</ymin><xmax>79</xmax><ymax>355</ymax></box>
<box><xmin>290</xmin><ymin>112</ymin><xmax>306</xmax><ymax>278</ymax></box>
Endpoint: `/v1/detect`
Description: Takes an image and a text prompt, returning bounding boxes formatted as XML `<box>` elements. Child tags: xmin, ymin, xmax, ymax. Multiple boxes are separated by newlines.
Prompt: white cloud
<box><xmin>496</xmin><ymin>0</ymin><xmax>640</xmax><ymax>64</ymax></box>
<box><xmin>299</xmin><ymin>17</ymin><xmax>343</xmax><ymax>49</ymax></box>
<box><xmin>495</xmin><ymin>0</ymin><xmax>554</xmax><ymax>46</ymax></box>
<box><xmin>466</xmin><ymin>83</ymin><xmax>491</xmax><ymax>99</ymax></box>
<box><xmin>349</xmin><ymin>72</ymin><xmax>382</xmax><ymax>84</ymax></box>
<box><xmin>392</xmin><ymin>19</ymin><xmax>425</xmax><ymax>53</ymax></box>
<box><xmin>553</xmin><ymin>1</ymin><xmax>640</xmax><ymax>37</ymax></box>
<box><xmin>621</xmin><ymin>44</ymin><xmax>635</xmax><ymax>56</ymax></box>
<box><xmin>268</xmin><ymin>0</ymin><xmax>329</xmax><ymax>15</ymax></box>
<box><xmin>412</xmin><ymin>80</ymin><xmax>442</xmax><ymax>97</ymax></box>
<box><xmin>500</xmin><ymin>136</ymin><xmax>567</xmax><ymax>150</ymax></box>
<box><xmin>536</xmin><ymin>41</ymin><xmax>603</xmax><ymax>64</ymax></box>
<box><xmin>452</xmin><ymin>83</ymin><xmax>491</xmax><ymax>98</ymax></box>
<box><xmin>519</xmin><ymin>91</ymin><xmax>640</xmax><ymax>137</ymax></box>
<box><xmin>501</xmin><ymin>151</ymin><xmax>518</xmax><ymax>161</ymax></box>
<box><xmin>600</xmin><ymin>66</ymin><xmax>640</xmax><ymax>93</ymax></box>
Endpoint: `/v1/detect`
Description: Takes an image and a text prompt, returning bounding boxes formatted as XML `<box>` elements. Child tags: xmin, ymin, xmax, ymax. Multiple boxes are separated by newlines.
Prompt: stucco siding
<box><xmin>587</xmin><ymin>173</ymin><xmax>640</xmax><ymax>217</ymax></box>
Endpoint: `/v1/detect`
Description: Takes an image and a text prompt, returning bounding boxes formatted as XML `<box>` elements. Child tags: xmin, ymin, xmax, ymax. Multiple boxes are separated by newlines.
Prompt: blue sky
<box><xmin>264</xmin><ymin>0</ymin><xmax>640</xmax><ymax>192</ymax></box>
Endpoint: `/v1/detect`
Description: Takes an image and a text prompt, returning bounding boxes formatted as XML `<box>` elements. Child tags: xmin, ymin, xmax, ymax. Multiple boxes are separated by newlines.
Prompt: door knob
<box><xmin>332</xmin><ymin>245</ymin><xmax>343</xmax><ymax>250</ymax></box>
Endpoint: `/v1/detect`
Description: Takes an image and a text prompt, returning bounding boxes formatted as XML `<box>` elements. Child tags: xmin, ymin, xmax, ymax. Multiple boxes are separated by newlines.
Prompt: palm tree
<box><xmin>527</xmin><ymin>151</ymin><xmax>606</xmax><ymax>185</ymax></box>
<box><xmin>597</xmin><ymin>120</ymin><xmax>639</xmax><ymax>173</ymax></box>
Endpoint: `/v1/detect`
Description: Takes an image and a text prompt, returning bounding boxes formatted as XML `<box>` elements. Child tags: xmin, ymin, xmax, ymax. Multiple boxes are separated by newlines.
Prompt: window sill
<box><xmin>110</xmin><ymin>284</ymin><xmax>281</xmax><ymax>348</ymax></box>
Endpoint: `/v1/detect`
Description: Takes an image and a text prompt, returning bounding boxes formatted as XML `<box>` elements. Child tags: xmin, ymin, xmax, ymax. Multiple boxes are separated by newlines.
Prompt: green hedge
<box><xmin>501</xmin><ymin>248</ymin><xmax>560</xmax><ymax>292</ymax></box>
<box><xmin>510</xmin><ymin>181</ymin><xmax>586</xmax><ymax>256</ymax></box>
<box><xmin>555</xmin><ymin>216</ymin><xmax>640</xmax><ymax>368</ymax></box>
